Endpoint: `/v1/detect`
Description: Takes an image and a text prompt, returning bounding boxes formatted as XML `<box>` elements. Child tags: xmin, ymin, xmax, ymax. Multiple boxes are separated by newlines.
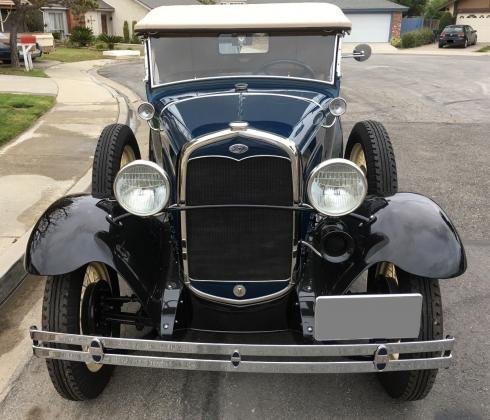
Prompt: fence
<box><xmin>401</xmin><ymin>17</ymin><xmax>439</xmax><ymax>34</ymax></box>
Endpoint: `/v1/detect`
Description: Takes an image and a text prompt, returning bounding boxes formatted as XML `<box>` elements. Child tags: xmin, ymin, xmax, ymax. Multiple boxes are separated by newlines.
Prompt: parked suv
<box><xmin>439</xmin><ymin>25</ymin><xmax>477</xmax><ymax>48</ymax></box>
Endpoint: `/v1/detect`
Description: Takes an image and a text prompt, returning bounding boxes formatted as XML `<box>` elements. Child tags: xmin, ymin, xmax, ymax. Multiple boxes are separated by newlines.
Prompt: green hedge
<box><xmin>401</xmin><ymin>28</ymin><xmax>434</xmax><ymax>49</ymax></box>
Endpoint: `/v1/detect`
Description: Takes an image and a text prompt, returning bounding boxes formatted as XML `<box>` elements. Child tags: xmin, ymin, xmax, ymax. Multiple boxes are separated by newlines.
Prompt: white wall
<box><xmin>103</xmin><ymin>0</ymin><xmax>149</xmax><ymax>37</ymax></box>
<box><xmin>344</xmin><ymin>13</ymin><xmax>392</xmax><ymax>43</ymax></box>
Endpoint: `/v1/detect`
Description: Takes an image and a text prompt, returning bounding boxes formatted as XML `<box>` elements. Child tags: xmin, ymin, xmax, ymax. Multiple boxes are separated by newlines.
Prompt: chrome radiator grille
<box><xmin>184</xmin><ymin>155</ymin><xmax>294</xmax><ymax>281</ymax></box>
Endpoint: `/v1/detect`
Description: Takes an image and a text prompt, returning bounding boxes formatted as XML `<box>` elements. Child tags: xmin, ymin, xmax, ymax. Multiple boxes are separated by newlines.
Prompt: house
<box><xmin>441</xmin><ymin>0</ymin><xmax>490</xmax><ymax>41</ymax></box>
<box><xmin>101</xmin><ymin>0</ymin><xmax>200</xmax><ymax>38</ymax></box>
<box><xmin>247</xmin><ymin>0</ymin><xmax>408</xmax><ymax>42</ymax></box>
<box><xmin>42</xmin><ymin>0</ymin><xmax>116</xmax><ymax>38</ymax></box>
<box><xmin>40</xmin><ymin>0</ymin><xmax>408</xmax><ymax>42</ymax></box>
<box><xmin>1</xmin><ymin>0</ymin><xmax>16</xmax><ymax>32</ymax></box>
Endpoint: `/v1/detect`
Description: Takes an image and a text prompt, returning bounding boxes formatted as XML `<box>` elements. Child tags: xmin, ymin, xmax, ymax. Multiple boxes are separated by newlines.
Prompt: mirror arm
<box><xmin>342</xmin><ymin>52</ymin><xmax>367</xmax><ymax>59</ymax></box>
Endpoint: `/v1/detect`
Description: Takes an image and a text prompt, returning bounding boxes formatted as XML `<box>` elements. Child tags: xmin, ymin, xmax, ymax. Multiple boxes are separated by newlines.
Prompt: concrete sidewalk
<box><xmin>0</xmin><ymin>75</ymin><xmax>58</xmax><ymax>96</ymax></box>
<box><xmin>0</xmin><ymin>59</ymin><xmax>128</xmax><ymax>304</ymax></box>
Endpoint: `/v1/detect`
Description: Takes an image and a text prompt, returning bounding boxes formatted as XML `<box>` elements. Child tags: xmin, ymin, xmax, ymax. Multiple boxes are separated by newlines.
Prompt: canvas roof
<box><xmin>135</xmin><ymin>2</ymin><xmax>352</xmax><ymax>33</ymax></box>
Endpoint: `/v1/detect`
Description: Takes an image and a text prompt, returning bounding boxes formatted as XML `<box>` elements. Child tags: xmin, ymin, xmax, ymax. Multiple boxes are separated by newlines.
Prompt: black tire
<box><xmin>345</xmin><ymin>120</ymin><xmax>398</xmax><ymax>196</ymax></box>
<box><xmin>42</xmin><ymin>265</ymin><xmax>119</xmax><ymax>400</ymax></box>
<box><xmin>92</xmin><ymin>123</ymin><xmax>140</xmax><ymax>198</ymax></box>
<box><xmin>368</xmin><ymin>269</ymin><xmax>443</xmax><ymax>401</ymax></box>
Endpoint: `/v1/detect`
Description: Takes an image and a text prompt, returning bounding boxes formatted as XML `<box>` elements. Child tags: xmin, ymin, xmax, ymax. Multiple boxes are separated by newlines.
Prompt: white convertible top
<box><xmin>134</xmin><ymin>3</ymin><xmax>351</xmax><ymax>33</ymax></box>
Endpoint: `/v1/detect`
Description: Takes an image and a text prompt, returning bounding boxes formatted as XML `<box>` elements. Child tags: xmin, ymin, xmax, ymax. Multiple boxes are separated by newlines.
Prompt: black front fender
<box><xmin>361</xmin><ymin>193</ymin><xmax>466</xmax><ymax>279</ymax></box>
<box><xmin>25</xmin><ymin>194</ymin><xmax>172</xmax><ymax>315</ymax></box>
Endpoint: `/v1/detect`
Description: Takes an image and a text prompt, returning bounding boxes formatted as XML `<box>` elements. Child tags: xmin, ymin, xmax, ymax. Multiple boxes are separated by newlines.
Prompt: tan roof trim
<box><xmin>135</xmin><ymin>3</ymin><xmax>352</xmax><ymax>33</ymax></box>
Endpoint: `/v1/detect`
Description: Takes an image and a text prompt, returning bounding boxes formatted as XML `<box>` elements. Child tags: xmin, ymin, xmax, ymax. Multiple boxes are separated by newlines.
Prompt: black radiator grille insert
<box><xmin>186</xmin><ymin>156</ymin><xmax>294</xmax><ymax>281</ymax></box>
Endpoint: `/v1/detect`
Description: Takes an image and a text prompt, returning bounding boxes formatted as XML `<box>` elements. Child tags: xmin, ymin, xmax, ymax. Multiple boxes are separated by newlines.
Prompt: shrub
<box><xmin>401</xmin><ymin>28</ymin><xmax>434</xmax><ymax>48</ymax></box>
<box><xmin>98</xmin><ymin>34</ymin><xmax>123</xmax><ymax>50</ymax></box>
<box><xmin>69</xmin><ymin>26</ymin><xmax>94</xmax><ymax>47</ymax></box>
<box><xmin>439</xmin><ymin>12</ymin><xmax>455</xmax><ymax>32</ymax></box>
<box><xmin>131</xmin><ymin>20</ymin><xmax>140</xmax><ymax>44</ymax></box>
<box><xmin>94</xmin><ymin>41</ymin><xmax>107</xmax><ymax>50</ymax></box>
<box><xmin>123</xmin><ymin>21</ymin><xmax>130</xmax><ymax>43</ymax></box>
<box><xmin>391</xmin><ymin>36</ymin><xmax>401</xmax><ymax>48</ymax></box>
<box><xmin>25</xmin><ymin>10</ymin><xmax>44</xmax><ymax>32</ymax></box>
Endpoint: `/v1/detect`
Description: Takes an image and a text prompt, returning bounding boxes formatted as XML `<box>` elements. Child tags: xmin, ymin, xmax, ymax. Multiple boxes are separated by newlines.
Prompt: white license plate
<box><xmin>314</xmin><ymin>294</ymin><xmax>422</xmax><ymax>341</ymax></box>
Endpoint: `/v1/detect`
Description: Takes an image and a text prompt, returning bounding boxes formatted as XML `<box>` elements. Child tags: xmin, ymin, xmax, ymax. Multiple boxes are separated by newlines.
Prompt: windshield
<box><xmin>149</xmin><ymin>33</ymin><xmax>338</xmax><ymax>86</ymax></box>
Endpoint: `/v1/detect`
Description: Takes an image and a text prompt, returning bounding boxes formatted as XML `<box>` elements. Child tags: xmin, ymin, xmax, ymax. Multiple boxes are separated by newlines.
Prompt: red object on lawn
<box><xmin>19</xmin><ymin>35</ymin><xmax>36</xmax><ymax>44</ymax></box>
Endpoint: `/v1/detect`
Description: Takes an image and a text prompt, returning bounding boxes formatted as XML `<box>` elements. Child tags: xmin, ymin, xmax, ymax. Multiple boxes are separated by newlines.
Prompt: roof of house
<box><xmin>136</xmin><ymin>0</ymin><xmax>200</xmax><ymax>9</ymax></box>
<box><xmin>0</xmin><ymin>0</ymin><xmax>29</xmax><ymax>7</ymax></box>
<box><xmin>97</xmin><ymin>0</ymin><xmax>115</xmax><ymax>11</ymax></box>
<box><xmin>135</xmin><ymin>3</ymin><xmax>352</xmax><ymax>32</ymax></box>
<box><xmin>246</xmin><ymin>0</ymin><xmax>408</xmax><ymax>12</ymax></box>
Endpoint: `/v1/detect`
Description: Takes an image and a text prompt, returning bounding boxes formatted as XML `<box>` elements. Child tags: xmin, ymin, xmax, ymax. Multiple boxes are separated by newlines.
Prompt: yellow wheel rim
<box><xmin>81</xmin><ymin>263</ymin><xmax>111</xmax><ymax>373</ymax></box>
<box><xmin>120</xmin><ymin>145</ymin><xmax>136</xmax><ymax>168</ymax></box>
<box><xmin>375</xmin><ymin>262</ymin><xmax>400</xmax><ymax>360</ymax></box>
<box><xmin>350</xmin><ymin>143</ymin><xmax>367</xmax><ymax>175</ymax></box>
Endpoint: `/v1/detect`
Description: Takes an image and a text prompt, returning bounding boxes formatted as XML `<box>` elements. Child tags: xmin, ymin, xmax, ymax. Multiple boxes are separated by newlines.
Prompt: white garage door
<box><xmin>344</xmin><ymin>13</ymin><xmax>392</xmax><ymax>42</ymax></box>
<box><xmin>456</xmin><ymin>14</ymin><xmax>490</xmax><ymax>42</ymax></box>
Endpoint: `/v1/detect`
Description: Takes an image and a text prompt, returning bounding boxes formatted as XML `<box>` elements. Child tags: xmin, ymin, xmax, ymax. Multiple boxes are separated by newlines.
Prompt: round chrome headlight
<box><xmin>307</xmin><ymin>159</ymin><xmax>367</xmax><ymax>216</ymax></box>
<box><xmin>114</xmin><ymin>160</ymin><xmax>170</xmax><ymax>216</ymax></box>
<box><xmin>328</xmin><ymin>97</ymin><xmax>347</xmax><ymax>117</ymax></box>
<box><xmin>137</xmin><ymin>102</ymin><xmax>155</xmax><ymax>121</ymax></box>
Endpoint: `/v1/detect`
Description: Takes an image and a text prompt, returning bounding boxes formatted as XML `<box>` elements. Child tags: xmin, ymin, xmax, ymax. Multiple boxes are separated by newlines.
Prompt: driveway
<box><xmin>1</xmin><ymin>54</ymin><xmax>489</xmax><ymax>419</ymax></box>
<box><xmin>396</xmin><ymin>42</ymin><xmax>489</xmax><ymax>55</ymax></box>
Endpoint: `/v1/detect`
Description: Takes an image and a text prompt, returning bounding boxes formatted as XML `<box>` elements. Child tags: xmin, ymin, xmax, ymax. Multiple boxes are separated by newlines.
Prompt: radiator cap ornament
<box><xmin>233</xmin><ymin>284</ymin><xmax>246</xmax><ymax>298</ymax></box>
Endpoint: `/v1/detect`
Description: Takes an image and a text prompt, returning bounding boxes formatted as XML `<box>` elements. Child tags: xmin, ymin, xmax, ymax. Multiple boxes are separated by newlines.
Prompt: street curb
<box><xmin>0</xmin><ymin>61</ymin><xmax>136</xmax><ymax>308</ymax></box>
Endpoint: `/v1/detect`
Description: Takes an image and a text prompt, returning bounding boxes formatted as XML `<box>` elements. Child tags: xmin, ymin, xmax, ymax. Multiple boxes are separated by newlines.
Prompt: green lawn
<box><xmin>0</xmin><ymin>66</ymin><xmax>48</xmax><ymax>78</ymax></box>
<box><xmin>41</xmin><ymin>47</ymin><xmax>105</xmax><ymax>62</ymax></box>
<box><xmin>476</xmin><ymin>45</ymin><xmax>490</xmax><ymax>52</ymax></box>
<box><xmin>0</xmin><ymin>93</ymin><xmax>55</xmax><ymax>146</ymax></box>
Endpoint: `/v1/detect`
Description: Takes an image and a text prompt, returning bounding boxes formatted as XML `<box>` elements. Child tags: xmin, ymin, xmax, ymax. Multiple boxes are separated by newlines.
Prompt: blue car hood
<box><xmin>160</xmin><ymin>92</ymin><xmax>329</xmax><ymax>148</ymax></box>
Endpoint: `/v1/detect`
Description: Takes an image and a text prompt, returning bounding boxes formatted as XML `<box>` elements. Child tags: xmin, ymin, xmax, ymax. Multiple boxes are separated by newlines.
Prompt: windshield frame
<box><xmin>146</xmin><ymin>32</ymin><xmax>340</xmax><ymax>90</ymax></box>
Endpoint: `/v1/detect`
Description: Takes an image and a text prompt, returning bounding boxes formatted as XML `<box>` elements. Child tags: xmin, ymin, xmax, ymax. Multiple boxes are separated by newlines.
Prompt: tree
<box><xmin>392</xmin><ymin>0</ymin><xmax>428</xmax><ymax>16</ymax></box>
<box><xmin>424</xmin><ymin>0</ymin><xmax>449</xmax><ymax>19</ymax></box>
<box><xmin>8</xmin><ymin>0</ymin><xmax>97</xmax><ymax>68</ymax></box>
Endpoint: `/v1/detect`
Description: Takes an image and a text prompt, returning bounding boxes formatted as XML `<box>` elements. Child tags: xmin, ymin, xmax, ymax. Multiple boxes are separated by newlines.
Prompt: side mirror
<box><xmin>353</xmin><ymin>44</ymin><xmax>372</xmax><ymax>62</ymax></box>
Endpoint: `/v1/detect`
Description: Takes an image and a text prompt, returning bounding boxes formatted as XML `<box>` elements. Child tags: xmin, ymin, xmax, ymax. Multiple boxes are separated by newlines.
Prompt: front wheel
<box><xmin>367</xmin><ymin>267</ymin><xmax>443</xmax><ymax>400</ymax></box>
<box><xmin>345</xmin><ymin>120</ymin><xmax>398</xmax><ymax>196</ymax></box>
<box><xmin>92</xmin><ymin>123</ymin><xmax>140</xmax><ymax>198</ymax></box>
<box><xmin>42</xmin><ymin>263</ymin><xmax>120</xmax><ymax>400</ymax></box>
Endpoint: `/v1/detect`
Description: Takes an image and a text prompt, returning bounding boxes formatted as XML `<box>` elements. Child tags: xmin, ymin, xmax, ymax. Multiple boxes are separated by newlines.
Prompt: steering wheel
<box><xmin>256</xmin><ymin>59</ymin><xmax>315</xmax><ymax>79</ymax></box>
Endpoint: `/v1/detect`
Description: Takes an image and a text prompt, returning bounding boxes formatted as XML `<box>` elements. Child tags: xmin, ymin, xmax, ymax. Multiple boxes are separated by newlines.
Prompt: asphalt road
<box><xmin>1</xmin><ymin>54</ymin><xmax>489</xmax><ymax>419</ymax></box>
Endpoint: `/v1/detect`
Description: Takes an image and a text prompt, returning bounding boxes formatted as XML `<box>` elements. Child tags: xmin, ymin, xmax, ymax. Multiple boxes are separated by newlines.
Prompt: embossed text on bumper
<box><xmin>30</xmin><ymin>327</ymin><xmax>454</xmax><ymax>373</ymax></box>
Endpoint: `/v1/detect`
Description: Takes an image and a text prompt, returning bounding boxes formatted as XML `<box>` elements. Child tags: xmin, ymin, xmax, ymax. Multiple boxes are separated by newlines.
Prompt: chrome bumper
<box><xmin>30</xmin><ymin>327</ymin><xmax>454</xmax><ymax>374</ymax></box>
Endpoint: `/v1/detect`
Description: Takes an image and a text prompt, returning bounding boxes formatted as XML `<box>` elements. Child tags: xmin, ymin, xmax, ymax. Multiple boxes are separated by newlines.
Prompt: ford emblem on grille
<box><xmin>229</xmin><ymin>144</ymin><xmax>248</xmax><ymax>154</ymax></box>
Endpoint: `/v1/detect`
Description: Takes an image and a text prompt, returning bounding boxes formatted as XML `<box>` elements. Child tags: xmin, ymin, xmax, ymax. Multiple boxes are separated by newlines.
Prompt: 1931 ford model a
<box><xmin>26</xmin><ymin>3</ymin><xmax>466</xmax><ymax>401</ymax></box>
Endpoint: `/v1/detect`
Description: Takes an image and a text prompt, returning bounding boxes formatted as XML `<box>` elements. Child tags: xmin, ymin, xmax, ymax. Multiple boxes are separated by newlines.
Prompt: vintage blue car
<box><xmin>26</xmin><ymin>3</ymin><xmax>466</xmax><ymax>402</ymax></box>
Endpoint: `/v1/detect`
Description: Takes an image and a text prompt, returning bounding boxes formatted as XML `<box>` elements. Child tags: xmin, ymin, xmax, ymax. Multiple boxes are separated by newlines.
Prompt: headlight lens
<box><xmin>328</xmin><ymin>97</ymin><xmax>347</xmax><ymax>117</ymax></box>
<box><xmin>307</xmin><ymin>158</ymin><xmax>367</xmax><ymax>216</ymax></box>
<box><xmin>114</xmin><ymin>160</ymin><xmax>170</xmax><ymax>216</ymax></box>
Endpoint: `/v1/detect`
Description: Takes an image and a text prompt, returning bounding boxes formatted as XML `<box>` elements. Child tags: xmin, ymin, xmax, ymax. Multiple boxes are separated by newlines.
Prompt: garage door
<box><xmin>457</xmin><ymin>14</ymin><xmax>490</xmax><ymax>42</ymax></box>
<box><xmin>344</xmin><ymin>13</ymin><xmax>392</xmax><ymax>42</ymax></box>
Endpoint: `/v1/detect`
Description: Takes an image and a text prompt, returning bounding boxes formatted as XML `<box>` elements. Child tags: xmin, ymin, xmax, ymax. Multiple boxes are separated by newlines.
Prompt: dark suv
<box><xmin>439</xmin><ymin>25</ymin><xmax>477</xmax><ymax>48</ymax></box>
